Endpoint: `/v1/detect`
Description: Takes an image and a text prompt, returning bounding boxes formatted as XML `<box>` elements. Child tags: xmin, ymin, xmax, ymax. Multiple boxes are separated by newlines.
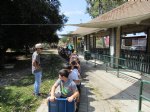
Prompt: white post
<box><xmin>110</xmin><ymin>28</ymin><xmax>115</xmax><ymax>67</ymax></box>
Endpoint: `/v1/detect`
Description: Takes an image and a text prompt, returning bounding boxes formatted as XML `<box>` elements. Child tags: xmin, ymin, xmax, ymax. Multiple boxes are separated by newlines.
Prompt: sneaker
<box><xmin>75</xmin><ymin>108</ymin><xmax>79</xmax><ymax>112</ymax></box>
<box><xmin>37</xmin><ymin>93</ymin><xmax>42</xmax><ymax>96</ymax></box>
<box><xmin>33</xmin><ymin>93</ymin><xmax>42</xmax><ymax>96</ymax></box>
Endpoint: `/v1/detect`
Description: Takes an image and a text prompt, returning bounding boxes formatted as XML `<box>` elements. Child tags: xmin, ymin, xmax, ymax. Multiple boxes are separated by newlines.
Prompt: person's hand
<box><xmin>35</xmin><ymin>65</ymin><xmax>41</xmax><ymax>70</ymax></box>
<box><xmin>67</xmin><ymin>96</ymin><xmax>74</xmax><ymax>102</ymax></box>
<box><xmin>46</xmin><ymin>96</ymin><xmax>50</xmax><ymax>104</ymax></box>
<box><xmin>47</xmin><ymin>96</ymin><xmax>55</xmax><ymax>102</ymax></box>
<box><xmin>37</xmin><ymin>65</ymin><xmax>41</xmax><ymax>70</ymax></box>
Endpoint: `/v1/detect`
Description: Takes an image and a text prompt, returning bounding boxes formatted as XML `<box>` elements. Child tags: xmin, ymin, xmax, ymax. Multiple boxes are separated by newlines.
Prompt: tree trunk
<box><xmin>0</xmin><ymin>48</ymin><xmax>6</xmax><ymax>69</ymax></box>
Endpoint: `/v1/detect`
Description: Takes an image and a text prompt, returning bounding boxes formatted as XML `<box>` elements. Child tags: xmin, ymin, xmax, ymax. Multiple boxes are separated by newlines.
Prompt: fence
<box><xmin>138</xmin><ymin>80</ymin><xmax>150</xmax><ymax>112</ymax></box>
<box><xmin>83</xmin><ymin>51</ymin><xmax>150</xmax><ymax>112</ymax></box>
<box><xmin>121</xmin><ymin>50</ymin><xmax>150</xmax><ymax>74</ymax></box>
<box><xmin>85</xmin><ymin>48</ymin><xmax>150</xmax><ymax>74</ymax></box>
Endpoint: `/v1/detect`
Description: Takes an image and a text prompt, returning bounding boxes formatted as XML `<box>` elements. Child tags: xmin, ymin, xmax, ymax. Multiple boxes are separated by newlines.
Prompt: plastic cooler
<box><xmin>48</xmin><ymin>98</ymin><xmax>75</xmax><ymax>112</ymax></box>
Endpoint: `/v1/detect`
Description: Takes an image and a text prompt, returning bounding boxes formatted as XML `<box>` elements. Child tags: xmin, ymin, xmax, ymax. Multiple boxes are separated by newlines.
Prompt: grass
<box><xmin>114</xmin><ymin>107</ymin><xmax>121</xmax><ymax>112</ymax></box>
<box><xmin>0</xmin><ymin>52</ymin><xmax>64</xmax><ymax>112</ymax></box>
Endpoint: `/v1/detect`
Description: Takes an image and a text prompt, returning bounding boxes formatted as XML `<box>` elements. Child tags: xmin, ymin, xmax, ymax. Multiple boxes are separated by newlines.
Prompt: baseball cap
<box><xmin>73</xmin><ymin>51</ymin><xmax>76</xmax><ymax>54</ymax></box>
<box><xmin>35</xmin><ymin>43</ymin><xmax>43</xmax><ymax>49</ymax></box>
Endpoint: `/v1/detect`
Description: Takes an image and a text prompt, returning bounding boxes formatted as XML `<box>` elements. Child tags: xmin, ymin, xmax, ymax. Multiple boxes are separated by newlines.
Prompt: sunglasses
<box><xmin>59</xmin><ymin>74</ymin><xmax>64</xmax><ymax>77</ymax></box>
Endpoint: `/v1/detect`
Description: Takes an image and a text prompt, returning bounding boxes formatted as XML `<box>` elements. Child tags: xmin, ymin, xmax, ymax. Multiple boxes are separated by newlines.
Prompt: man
<box><xmin>48</xmin><ymin>69</ymin><xmax>79</xmax><ymax>102</ymax></box>
<box><xmin>32</xmin><ymin>43</ymin><xmax>43</xmax><ymax>96</ymax></box>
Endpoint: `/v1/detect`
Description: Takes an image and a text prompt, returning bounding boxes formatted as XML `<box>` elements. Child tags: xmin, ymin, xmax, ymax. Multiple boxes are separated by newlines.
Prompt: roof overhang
<box><xmin>58</xmin><ymin>34</ymin><xmax>81</xmax><ymax>37</ymax></box>
<box><xmin>69</xmin><ymin>1</ymin><xmax>150</xmax><ymax>36</ymax></box>
<box><xmin>71</xmin><ymin>27</ymin><xmax>101</xmax><ymax>36</ymax></box>
<box><xmin>67</xmin><ymin>13</ymin><xmax>150</xmax><ymax>29</ymax></box>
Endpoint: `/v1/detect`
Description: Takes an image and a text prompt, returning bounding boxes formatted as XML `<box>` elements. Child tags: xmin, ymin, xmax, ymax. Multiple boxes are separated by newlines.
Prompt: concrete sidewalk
<box><xmin>78</xmin><ymin>55</ymin><xmax>150</xmax><ymax>112</ymax></box>
<box><xmin>37</xmin><ymin>55</ymin><xmax>150</xmax><ymax>112</ymax></box>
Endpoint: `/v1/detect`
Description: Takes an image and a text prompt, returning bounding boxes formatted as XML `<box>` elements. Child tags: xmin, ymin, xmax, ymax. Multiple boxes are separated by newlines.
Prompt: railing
<box><xmin>77</xmin><ymin>48</ymin><xmax>84</xmax><ymax>55</ymax></box>
<box><xmin>87</xmin><ymin>49</ymin><xmax>150</xmax><ymax>74</ymax></box>
<box><xmin>138</xmin><ymin>80</ymin><xmax>150</xmax><ymax>112</ymax></box>
<box><xmin>93</xmin><ymin>53</ymin><xmax>142</xmax><ymax>79</ymax></box>
<box><xmin>90</xmin><ymin>48</ymin><xmax>109</xmax><ymax>55</ymax></box>
<box><xmin>83</xmin><ymin>52</ymin><xmax>150</xmax><ymax>112</ymax></box>
<box><xmin>121</xmin><ymin>50</ymin><xmax>150</xmax><ymax>74</ymax></box>
<box><xmin>81</xmin><ymin>48</ymin><xmax>150</xmax><ymax>74</ymax></box>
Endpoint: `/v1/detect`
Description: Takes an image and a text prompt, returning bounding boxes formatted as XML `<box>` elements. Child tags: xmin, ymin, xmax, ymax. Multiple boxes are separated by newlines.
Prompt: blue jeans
<box><xmin>34</xmin><ymin>71</ymin><xmax>42</xmax><ymax>95</ymax></box>
<box><xmin>68</xmin><ymin>50</ymin><xmax>72</xmax><ymax>55</ymax></box>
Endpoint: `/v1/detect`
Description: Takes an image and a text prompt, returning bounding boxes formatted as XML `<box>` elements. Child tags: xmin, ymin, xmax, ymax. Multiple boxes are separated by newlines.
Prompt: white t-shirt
<box><xmin>69</xmin><ymin>69</ymin><xmax>80</xmax><ymax>85</ymax></box>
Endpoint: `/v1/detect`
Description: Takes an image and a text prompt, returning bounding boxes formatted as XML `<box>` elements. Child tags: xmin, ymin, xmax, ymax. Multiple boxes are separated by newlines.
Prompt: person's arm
<box><xmin>47</xmin><ymin>80</ymin><xmax>59</xmax><ymax>102</ymax></box>
<box><xmin>67</xmin><ymin>90</ymin><xmax>79</xmax><ymax>102</ymax></box>
<box><xmin>73</xmin><ymin>80</ymin><xmax>81</xmax><ymax>84</ymax></box>
<box><xmin>33</xmin><ymin>60</ymin><xmax>40</xmax><ymax>70</ymax></box>
<box><xmin>32</xmin><ymin>54</ymin><xmax>41</xmax><ymax>70</ymax></box>
<box><xmin>49</xmin><ymin>84</ymin><xmax>57</xmax><ymax>102</ymax></box>
<box><xmin>71</xmin><ymin>70</ymin><xmax>81</xmax><ymax>84</ymax></box>
<box><xmin>78</xmin><ymin>71</ymin><xmax>82</xmax><ymax>80</ymax></box>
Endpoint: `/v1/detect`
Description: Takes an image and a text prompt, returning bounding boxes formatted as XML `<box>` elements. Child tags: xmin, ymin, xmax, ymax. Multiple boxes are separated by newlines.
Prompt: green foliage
<box><xmin>0</xmin><ymin>53</ymin><xmax>64</xmax><ymax>112</ymax></box>
<box><xmin>60</xmin><ymin>36</ymin><xmax>68</xmax><ymax>44</ymax></box>
<box><xmin>96</xmin><ymin>37</ymin><xmax>103</xmax><ymax>48</ymax></box>
<box><xmin>85</xmin><ymin>0</ymin><xmax>127</xmax><ymax>18</ymax></box>
<box><xmin>0</xmin><ymin>0</ymin><xmax>68</xmax><ymax>50</ymax></box>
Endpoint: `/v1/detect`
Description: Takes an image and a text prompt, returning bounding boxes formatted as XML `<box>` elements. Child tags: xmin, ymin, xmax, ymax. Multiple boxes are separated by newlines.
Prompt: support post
<box><xmin>138</xmin><ymin>80</ymin><xmax>143</xmax><ymax>112</ymax></box>
<box><xmin>110</xmin><ymin>28</ymin><xmax>115</xmax><ymax>67</ymax></box>
<box><xmin>115</xmin><ymin>27</ymin><xmax>121</xmax><ymax>67</ymax></box>
<box><xmin>146</xmin><ymin>28</ymin><xmax>150</xmax><ymax>53</ymax></box>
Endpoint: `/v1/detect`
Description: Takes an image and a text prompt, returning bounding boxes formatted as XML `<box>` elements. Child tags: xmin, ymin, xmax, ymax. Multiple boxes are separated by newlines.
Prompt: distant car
<box><xmin>130</xmin><ymin>46</ymin><xmax>146</xmax><ymax>51</ymax></box>
<box><xmin>130</xmin><ymin>46</ymin><xmax>136</xmax><ymax>50</ymax></box>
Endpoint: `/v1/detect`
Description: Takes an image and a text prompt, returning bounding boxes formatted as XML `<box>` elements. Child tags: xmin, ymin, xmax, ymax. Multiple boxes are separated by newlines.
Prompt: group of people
<box><xmin>32</xmin><ymin>43</ymin><xmax>81</xmax><ymax>111</ymax></box>
<box><xmin>58</xmin><ymin>43</ymin><xmax>74</xmax><ymax>62</ymax></box>
<box><xmin>47</xmin><ymin>50</ymin><xmax>81</xmax><ymax>110</ymax></box>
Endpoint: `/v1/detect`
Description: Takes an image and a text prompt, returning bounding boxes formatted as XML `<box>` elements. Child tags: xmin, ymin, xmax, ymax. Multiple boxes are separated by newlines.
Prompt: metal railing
<box><xmin>87</xmin><ymin>51</ymin><xmax>150</xmax><ymax>76</ymax></box>
<box><xmin>138</xmin><ymin>80</ymin><xmax>150</xmax><ymax>112</ymax></box>
<box><xmin>99</xmin><ymin>54</ymin><xmax>142</xmax><ymax>79</ymax></box>
<box><xmin>82</xmin><ymin>52</ymin><xmax>150</xmax><ymax>112</ymax></box>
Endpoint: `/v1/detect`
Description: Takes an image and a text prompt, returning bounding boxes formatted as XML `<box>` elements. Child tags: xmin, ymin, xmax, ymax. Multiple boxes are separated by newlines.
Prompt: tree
<box><xmin>0</xmin><ymin>0</ymin><xmax>68</xmax><ymax>65</ymax></box>
<box><xmin>60</xmin><ymin>36</ymin><xmax>68</xmax><ymax>44</ymax></box>
<box><xmin>85</xmin><ymin>0</ymin><xmax>127</xmax><ymax>18</ymax></box>
<box><xmin>0</xmin><ymin>0</ymin><xmax>67</xmax><ymax>48</ymax></box>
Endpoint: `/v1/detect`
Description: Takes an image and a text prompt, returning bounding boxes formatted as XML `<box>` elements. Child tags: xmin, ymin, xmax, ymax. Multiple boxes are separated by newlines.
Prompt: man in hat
<box><xmin>32</xmin><ymin>43</ymin><xmax>43</xmax><ymax>96</ymax></box>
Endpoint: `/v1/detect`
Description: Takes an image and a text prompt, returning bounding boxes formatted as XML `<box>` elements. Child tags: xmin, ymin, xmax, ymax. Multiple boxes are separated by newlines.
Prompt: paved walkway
<box><xmin>37</xmin><ymin>55</ymin><xmax>150</xmax><ymax>112</ymax></box>
<box><xmin>78</xmin><ymin>55</ymin><xmax>150</xmax><ymax>112</ymax></box>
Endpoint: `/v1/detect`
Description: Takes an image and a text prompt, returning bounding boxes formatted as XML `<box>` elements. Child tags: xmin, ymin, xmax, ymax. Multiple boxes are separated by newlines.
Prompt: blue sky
<box><xmin>57</xmin><ymin>0</ymin><xmax>92</xmax><ymax>36</ymax></box>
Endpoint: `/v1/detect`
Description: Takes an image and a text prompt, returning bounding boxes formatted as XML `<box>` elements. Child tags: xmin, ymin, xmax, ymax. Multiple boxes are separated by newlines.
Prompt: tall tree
<box><xmin>85</xmin><ymin>0</ymin><xmax>127</xmax><ymax>18</ymax></box>
<box><xmin>0</xmin><ymin>0</ymin><xmax>68</xmax><ymax>65</ymax></box>
<box><xmin>0</xmin><ymin>0</ymin><xmax>67</xmax><ymax>49</ymax></box>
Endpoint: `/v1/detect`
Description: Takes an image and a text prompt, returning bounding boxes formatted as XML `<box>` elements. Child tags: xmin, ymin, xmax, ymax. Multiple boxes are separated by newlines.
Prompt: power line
<box><xmin>1</xmin><ymin>24</ymin><xmax>65</xmax><ymax>26</ymax></box>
